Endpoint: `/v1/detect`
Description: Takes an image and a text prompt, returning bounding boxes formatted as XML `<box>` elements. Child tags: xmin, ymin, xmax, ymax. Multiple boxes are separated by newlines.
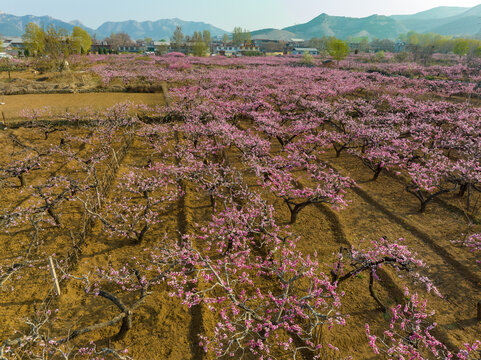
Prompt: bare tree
<box><xmin>172</xmin><ymin>25</ymin><xmax>184</xmax><ymax>51</ymax></box>
<box><xmin>105</xmin><ymin>32</ymin><xmax>134</xmax><ymax>51</ymax></box>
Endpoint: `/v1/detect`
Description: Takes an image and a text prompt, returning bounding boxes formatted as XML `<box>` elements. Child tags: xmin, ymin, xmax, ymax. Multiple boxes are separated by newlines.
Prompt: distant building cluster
<box><xmin>1</xmin><ymin>37</ymin><xmax>25</xmax><ymax>57</ymax></box>
<box><xmin>87</xmin><ymin>36</ymin><xmax>323</xmax><ymax>57</ymax></box>
<box><xmin>0</xmin><ymin>33</ymin><xmax>407</xmax><ymax>58</ymax></box>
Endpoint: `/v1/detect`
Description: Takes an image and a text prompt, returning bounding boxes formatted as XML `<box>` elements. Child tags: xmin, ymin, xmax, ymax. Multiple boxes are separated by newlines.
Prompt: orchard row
<box><xmin>0</xmin><ymin>63</ymin><xmax>480</xmax><ymax>359</ymax></box>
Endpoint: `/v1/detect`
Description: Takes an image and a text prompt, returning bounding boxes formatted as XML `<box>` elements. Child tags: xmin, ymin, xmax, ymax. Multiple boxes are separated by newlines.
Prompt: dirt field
<box><xmin>0</xmin><ymin>117</ymin><xmax>479</xmax><ymax>359</ymax></box>
<box><xmin>0</xmin><ymin>92</ymin><xmax>164</xmax><ymax>122</ymax></box>
<box><xmin>0</xmin><ymin>62</ymin><xmax>479</xmax><ymax>360</ymax></box>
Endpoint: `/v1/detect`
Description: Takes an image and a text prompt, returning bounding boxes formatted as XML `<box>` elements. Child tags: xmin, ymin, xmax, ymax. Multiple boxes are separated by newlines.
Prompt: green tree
<box><xmin>232</xmin><ymin>27</ymin><xmax>251</xmax><ymax>46</ymax></box>
<box><xmin>244</xmin><ymin>30</ymin><xmax>252</xmax><ymax>45</ymax></box>
<box><xmin>370</xmin><ymin>39</ymin><xmax>394</xmax><ymax>52</ymax></box>
<box><xmin>191</xmin><ymin>31</ymin><xmax>207</xmax><ymax>56</ymax></box>
<box><xmin>192</xmin><ymin>31</ymin><xmax>202</xmax><ymax>43</ymax></box>
<box><xmin>407</xmin><ymin>31</ymin><xmax>419</xmax><ymax>45</ymax></box>
<box><xmin>23</xmin><ymin>22</ymin><xmax>45</xmax><ymax>56</ymax></box>
<box><xmin>232</xmin><ymin>27</ymin><xmax>243</xmax><ymax>45</ymax></box>
<box><xmin>359</xmin><ymin>37</ymin><xmax>370</xmax><ymax>52</ymax></box>
<box><xmin>453</xmin><ymin>39</ymin><xmax>470</xmax><ymax>56</ymax></box>
<box><xmin>433</xmin><ymin>36</ymin><xmax>453</xmax><ymax>53</ymax></box>
<box><xmin>192</xmin><ymin>41</ymin><xmax>208</xmax><ymax>56</ymax></box>
<box><xmin>44</xmin><ymin>25</ymin><xmax>72</xmax><ymax>71</ymax></box>
<box><xmin>302</xmin><ymin>52</ymin><xmax>314</xmax><ymax>65</ymax></box>
<box><xmin>375</xmin><ymin>50</ymin><xmax>386</xmax><ymax>62</ymax></box>
<box><xmin>222</xmin><ymin>33</ymin><xmax>229</xmax><ymax>44</ymax></box>
<box><xmin>326</xmin><ymin>37</ymin><xmax>350</xmax><ymax>65</ymax></box>
<box><xmin>202</xmin><ymin>30</ymin><xmax>211</xmax><ymax>45</ymax></box>
<box><xmin>71</xmin><ymin>26</ymin><xmax>92</xmax><ymax>54</ymax></box>
<box><xmin>172</xmin><ymin>25</ymin><xmax>184</xmax><ymax>51</ymax></box>
<box><xmin>475</xmin><ymin>46</ymin><xmax>481</xmax><ymax>58</ymax></box>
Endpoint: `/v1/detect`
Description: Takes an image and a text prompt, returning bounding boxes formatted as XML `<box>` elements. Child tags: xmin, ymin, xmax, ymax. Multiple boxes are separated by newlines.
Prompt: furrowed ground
<box><xmin>0</xmin><ymin>54</ymin><xmax>480</xmax><ymax>360</ymax></box>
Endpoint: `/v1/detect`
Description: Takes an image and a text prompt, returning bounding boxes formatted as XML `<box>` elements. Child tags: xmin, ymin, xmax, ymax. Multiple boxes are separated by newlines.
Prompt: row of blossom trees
<box><xmin>0</xmin><ymin>56</ymin><xmax>480</xmax><ymax>358</ymax></box>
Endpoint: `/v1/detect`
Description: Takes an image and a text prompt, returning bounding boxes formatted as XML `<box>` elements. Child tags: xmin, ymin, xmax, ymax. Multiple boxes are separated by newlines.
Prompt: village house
<box><xmin>153</xmin><ymin>41</ymin><xmax>170</xmax><ymax>55</ymax></box>
<box><xmin>286</xmin><ymin>38</ymin><xmax>306</xmax><ymax>52</ymax></box>
<box><xmin>255</xmin><ymin>40</ymin><xmax>287</xmax><ymax>55</ymax></box>
<box><xmin>395</xmin><ymin>40</ymin><xmax>407</xmax><ymax>53</ymax></box>
<box><xmin>168</xmin><ymin>42</ymin><xmax>195</xmax><ymax>55</ymax></box>
<box><xmin>1</xmin><ymin>37</ymin><xmax>25</xmax><ymax>56</ymax></box>
<box><xmin>251</xmin><ymin>36</ymin><xmax>307</xmax><ymax>55</ymax></box>
<box><xmin>117</xmin><ymin>44</ymin><xmax>144</xmax><ymax>53</ymax></box>
<box><xmin>213</xmin><ymin>43</ymin><xmax>260</xmax><ymax>56</ymax></box>
<box><xmin>291</xmin><ymin>47</ymin><xmax>319</xmax><ymax>55</ymax></box>
<box><xmin>91</xmin><ymin>40</ymin><xmax>113</xmax><ymax>54</ymax></box>
<box><xmin>93</xmin><ymin>39</ymin><xmax>170</xmax><ymax>55</ymax></box>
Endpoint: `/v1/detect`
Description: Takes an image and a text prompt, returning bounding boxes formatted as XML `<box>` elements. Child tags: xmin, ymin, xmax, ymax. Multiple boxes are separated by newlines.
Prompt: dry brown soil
<box><xmin>0</xmin><ymin>93</ymin><xmax>164</xmax><ymax>122</ymax></box>
<box><xmin>0</xmin><ymin>94</ymin><xmax>479</xmax><ymax>359</ymax></box>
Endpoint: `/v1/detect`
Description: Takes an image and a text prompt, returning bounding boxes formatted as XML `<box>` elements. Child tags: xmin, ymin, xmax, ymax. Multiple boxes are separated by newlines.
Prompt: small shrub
<box><xmin>302</xmin><ymin>52</ymin><xmax>314</xmax><ymax>65</ymax></box>
<box><xmin>375</xmin><ymin>50</ymin><xmax>386</xmax><ymax>62</ymax></box>
<box><xmin>394</xmin><ymin>52</ymin><xmax>409</xmax><ymax>62</ymax></box>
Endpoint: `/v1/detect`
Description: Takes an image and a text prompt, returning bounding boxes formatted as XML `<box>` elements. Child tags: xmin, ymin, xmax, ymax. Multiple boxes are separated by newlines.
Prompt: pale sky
<box><xmin>1</xmin><ymin>0</ymin><xmax>480</xmax><ymax>30</ymax></box>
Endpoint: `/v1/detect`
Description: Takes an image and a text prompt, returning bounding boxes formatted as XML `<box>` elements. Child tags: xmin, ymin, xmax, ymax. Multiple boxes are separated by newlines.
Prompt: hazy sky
<box><xmin>2</xmin><ymin>0</ymin><xmax>480</xmax><ymax>30</ymax></box>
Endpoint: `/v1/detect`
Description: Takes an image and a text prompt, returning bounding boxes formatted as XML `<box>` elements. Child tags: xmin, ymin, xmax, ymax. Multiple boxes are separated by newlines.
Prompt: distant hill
<box><xmin>429</xmin><ymin>15</ymin><xmax>481</xmax><ymax>36</ymax></box>
<box><xmin>283</xmin><ymin>14</ymin><xmax>407</xmax><ymax>40</ymax></box>
<box><xmin>1</xmin><ymin>4</ymin><xmax>481</xmax><ymax>41</ymax></box>
<box><xmin>427</xmin><ymin>4</ymin><xmax>481</xmax><ymax>36</ymax></box>
<box><xmin>0</xmin><ymin>13</ymin><xmax>94</xmax><ymax>37</ymax></box>
<box><xmin>253</xmin><ymin>4</ymin><xmax>481</xmax><ymax>40</ymax></box>
<box><xmin>0</xmin><ymin>13</ymin><xmax>227</xmax><ymax>40</ymax></box>
<box><xmin>69</xmin><ymin>20</ymin><xmax>88</xmax><ymax>28</ymax></box>
<box><xmin>392</xmin><ymin>5</ymin><xmax>481</xmax><ymax>34</ymax></box>
<box><xmin>94</xmin><ymin>18</ymin><xmax>227</xmax><ymax>40</ymax></box>
<box><xmin>251</xmin><ymin>29</ymin><xmax>298</xmax><ymax>41</ymax></box>
<box><xmin>391</xmin><ymin>6</ymin><xmax>469</xmax><ymax>21</ymax></box>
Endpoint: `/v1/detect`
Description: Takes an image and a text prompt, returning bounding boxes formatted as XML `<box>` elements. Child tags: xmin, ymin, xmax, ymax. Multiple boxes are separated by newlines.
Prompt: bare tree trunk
<box><xmin>288</xmin><ymin>203</ymin><xmax>309</xmax><ymax>224</ymax></box>
<box><xmin>420</xmin><ymin>201</ymin><xmax>427</xmax><ymax>213</ymax></box>
<box><xmin>136</xmin><ymin>224</ymin><xmax>149</xmax><ymax>244</ymax></box>
<box><xmin>369</xmin><ymin>272</ymin><xmax>386</xmax><ymax>313</ymax></box>
<box><xmin>114</xmin><ymin>311</ymin><xmax>132</xmax><ymax>341</ymax></box>
<box><xmin>47</xmin><ymin>207</ymin><xmax>61</xmax><ymax>227</ymax></box>
<box><xmin>19</xmin><ymin>174</ymin><xmax>26</xmax><ymax>187</ymax></box>
<box><xmin>372</xmin><ymin>166</ymin><xmax>383</xmax><ymax>181</ymax></box>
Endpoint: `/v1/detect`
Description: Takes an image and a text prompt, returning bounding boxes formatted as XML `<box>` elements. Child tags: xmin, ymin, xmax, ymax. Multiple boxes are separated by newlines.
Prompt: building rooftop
<box><xmin>252</xmin><ymin>35</ymin><xmax>270</xmax><ymax>40</ymax></box>
<box><xmin>293</xmin><ymin>48</ymin><xmax>318</xmax><ymax>52</ymax></box>
<box><xmin>3</xmin><ymin>37</ymin><xmax>23</xmax><ymax>43</ymax></box>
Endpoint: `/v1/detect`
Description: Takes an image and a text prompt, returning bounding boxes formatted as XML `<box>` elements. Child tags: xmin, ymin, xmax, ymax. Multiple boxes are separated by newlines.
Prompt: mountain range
<box><xmin>1</xmin><ymin>4</ymin><xmax>481</xmax><ymax>41</ymax></box>
<box><xmin>0</xmin><ymin>13</ymin><xmax>228</xmax><ymax>40</ymax></box>
<box><xmin>253</xmin><ymin>5</ymin><xmax>481</xmax><ymax>41</ymax></box>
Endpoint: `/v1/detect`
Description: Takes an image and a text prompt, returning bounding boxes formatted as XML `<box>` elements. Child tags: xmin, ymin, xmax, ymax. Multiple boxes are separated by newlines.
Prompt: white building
<box><xmin>292</xmin><ymin>48</ymin><xmax>319</xmax><ymax>55</ymax></box>
<box><xmin>213</xmin><ymin>44</ymin><xmax>260</xmax><ymax>56</ymax></box>
<box><xmin>1</xmin><ymin>37</ymin><xmax>25</xmax><ymax>56</ymax></box>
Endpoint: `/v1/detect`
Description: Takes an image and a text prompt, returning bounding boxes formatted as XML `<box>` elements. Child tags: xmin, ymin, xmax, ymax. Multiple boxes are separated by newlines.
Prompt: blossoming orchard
<box><xmin>0</xmin><ymin>53</ymin><xmax>480</xmax><ymax>359</ymax></box>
